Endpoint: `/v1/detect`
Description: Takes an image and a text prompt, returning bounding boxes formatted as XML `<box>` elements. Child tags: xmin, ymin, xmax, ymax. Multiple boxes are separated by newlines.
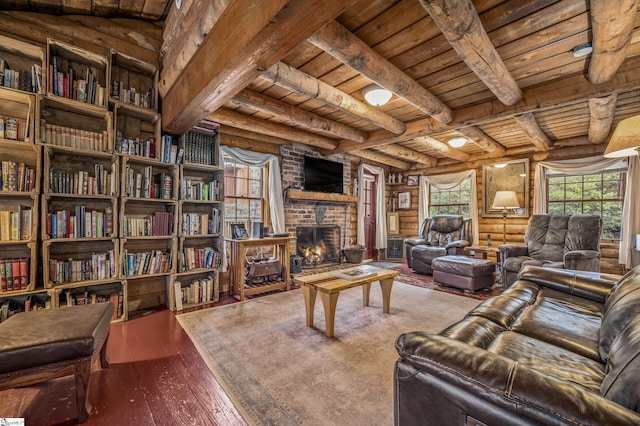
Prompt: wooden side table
<box><xmin>226</xmin><ymin>236</ymin><xmax>296</xmax><ymax>300</ymax></box>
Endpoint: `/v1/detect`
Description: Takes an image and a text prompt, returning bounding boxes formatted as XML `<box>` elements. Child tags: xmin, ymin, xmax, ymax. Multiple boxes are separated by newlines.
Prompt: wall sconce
<box><xmin>362</xmin><ymin>84</ymin><xmax>392</xmax><ymax>106</ymax></box>
<box><xmin>492</xmin><ymin>190</ymin><xmax>520</xmax><ymax>244</ymax></box>
<box><xmin>604</xmin><ymin>115</ymin><xmax>640</xmax><ymax>158</ymax></box>
<box><xmin>448</xmin><ymin>136</ymin><xmax>467</xmax><ymax>148</ymax></box>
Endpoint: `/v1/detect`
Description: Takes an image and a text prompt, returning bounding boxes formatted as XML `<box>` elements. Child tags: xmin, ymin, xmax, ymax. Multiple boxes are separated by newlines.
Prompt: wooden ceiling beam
<box><xmin>374</xmin><ymin>145</ymin><xmax>437</xmax><ymax>167</ymax></box>
<box><xmin>419</xmin><ymin>0</ymin><xmax>522</xmax><ymax>106</ymax></box>
<box><xmin>413</xmin><ymin>136</ymin><xmax>469</xmax><ymax>162</ymax></box>
<box><xmin>307</xmin><ymin>20</ymin><xmax>452</xmax><ymax>124</ymax></box>
<box><xmin>352</xmin><ymin>150</ymin><xmax>412</xmax><ymax>170</ymax></box>
<box><xmin>260</xmin><ymin>61</ymin><xmax>406</xmax><ymax>135</ymax></box>
<box><xmin>588</xmin><ymin>0</ymin><xmax>637</xmax><ymax>84</ymax></box>
<box><xmin>513</xmin><ymin>113</ymin><xmax>552</xmax><ymax>151</ymax></box>
<box><xmin>588</xmin><ymin>93</ymin><xmax>618</xmax><ymax>143</ymax></box>
<box><xmin>335</xmin><ymin>55</ymin><xmax>640</xmax><ymax>153</ymax></box>
<box><xmin>220</xmin><ymin>125</ymin><xmax>292</xmax><ymax>147</ymax></box>
<box><xmin>162</xmin><ymin>0</ymin><xmax>356</xmax><ymax>134</ymax></box>
<box><xmin>228</xmin><ymin>88</ymin><xmax>367</xmax><ymax>142</ymax></box>
<box><xmin>456</xmin><ymin>126</ymin><xmax>506</xmax><ymax>154</ymax></box>
<box><xmin>209</xmin><ymin>108</ymin><xmax>338</xmax><ymax>150</ymax></box>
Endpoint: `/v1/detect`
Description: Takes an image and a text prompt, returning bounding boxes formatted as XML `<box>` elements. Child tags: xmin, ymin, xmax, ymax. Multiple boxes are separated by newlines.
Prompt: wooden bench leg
<box><xmin>75</xmin><ymin>360</ymin><xmax>92</xmax><ymax>423</ymax></box>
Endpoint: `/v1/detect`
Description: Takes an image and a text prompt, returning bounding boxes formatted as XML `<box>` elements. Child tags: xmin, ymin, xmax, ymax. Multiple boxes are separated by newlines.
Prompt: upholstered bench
<box><xmin>431</xmin><ymin>255</ymin><xmax>496</xmax><ymax>292</ymax></box>
<box><xmin>0</xmin><ymin>303</ymin><xmax>114</xmax><ymax>423</ymax></box>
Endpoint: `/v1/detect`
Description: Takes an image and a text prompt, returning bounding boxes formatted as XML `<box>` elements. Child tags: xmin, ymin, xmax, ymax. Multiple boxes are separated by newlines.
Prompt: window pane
<box><xmin>565</xmin><ymin>202</ymin><xmax>582</xmax><ymax>213</ymax></box>
<box><xmin>236</xmin><ymin>199</ymin><xmax>249</xmax><ymax>219</ymax></box>
<box><xmin>429</xmin><ymin>178</ymin><xmax>471</xmax><ymax>217</ymax></box>
<box><xmin>224</xmin><ymin>201</ymin><xmax>236</xmax><ymax>219</ymax></box>
<box><xmin>548</xmin><ymin>202</ymin><xmax>564</xmax><ymax>214</ymax></box>
<box><xmin>250</xmin><ymin>200</ymin><xmax>262</xmax><ymax>220</ymax></box>
<box><xmin>250</xmin><ymin>180</ymin><xmax>262</xmax><ymax>197</ymax></box>
<box><xmin>235</xmin><ymin>178</ymin><xmax>248</xmax><ymax>197</ymax></box>
<box><xmin>565</xmin><ymin>182</ymin><xmax>582</xmax><ymax>200</ymax></box>
<box><xmin>250</xmin><ymin>167</ymin><xmax>262</xmax><ymax>179</ymax></box>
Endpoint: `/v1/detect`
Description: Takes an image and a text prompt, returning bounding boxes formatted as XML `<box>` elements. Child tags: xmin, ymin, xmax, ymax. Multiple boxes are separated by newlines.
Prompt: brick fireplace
<box><xmin>281</xmin><ymin>146</ymin><xmax>355</xmax><ymax>265</ymax></box>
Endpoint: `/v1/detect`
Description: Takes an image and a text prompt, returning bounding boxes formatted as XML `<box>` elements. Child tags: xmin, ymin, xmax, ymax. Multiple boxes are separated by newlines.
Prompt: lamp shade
<box><xmin>492</xmin><ymin>191</ymin><xmax>520</xmax><ymax>210</ymax></box>
<box><xmin>604</xmin><ymin>115</ymin><xmax>640</xmax><ymax>158</ymax></box>
<box><xmin>362</xmin><ymin>84</ymin><xmax>392</xmax><ymax>106</ymax></box>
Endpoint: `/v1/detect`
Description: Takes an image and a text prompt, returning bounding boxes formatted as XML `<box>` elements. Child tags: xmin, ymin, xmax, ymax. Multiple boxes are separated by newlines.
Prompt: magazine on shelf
<box><xmin>332</xmin><ymin>265</ymin><xmax>379</xmax><ymax>280</ymax></box>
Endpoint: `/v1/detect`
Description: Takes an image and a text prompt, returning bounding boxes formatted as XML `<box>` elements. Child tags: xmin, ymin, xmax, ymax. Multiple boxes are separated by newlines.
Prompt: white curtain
<box><xmin>620</xmin><ymin>156</ymin><xmax>640</xmax><ymax>268</ymax></box>
<box><xmin>220</xmin><ymin>146</ymin><xmax>285</xmax><ymax>234</ymax></box>
<box><xmin>357</xmin><ymin>164</ymin><xmax>387</xmax><ymax>249</ymax></box>
<box><xmin>418</xmin><ymin>170</ymin><xmax>479</xmax><ymax>245</ymax></box>
<box><xmin>533</xmin><ymin>155</ymin><xmax>621</xmax><ymax>213</ymax></box>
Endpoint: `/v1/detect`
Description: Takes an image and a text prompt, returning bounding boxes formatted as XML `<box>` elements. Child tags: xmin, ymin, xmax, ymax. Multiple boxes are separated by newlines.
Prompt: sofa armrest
<box><xmin>564</xmin><ymin>249</ymin><xmax>601</xmax><ymax>272</ymax></box>
<box><xmin>517</xmin><ymin>265</ymin><xmax>615</xmax><ymax>303</ymax></box>
<box><xmin>498</xmin><ymin>243</ymin><xmax>528</xmax><ymax>261</ymax></box>
<box><xmin>445</xmin><ymin>239</ymin><xmax>469</xmax><ymax>249</ymax></box>
<box><xmin>404</xmin><ymin>238</ymin><xmax>427</xmax><ymax>247</ymax></box>
<box><xmin>395</xmin><ymin>332</ymin><xmax>640</xmax><ymax>425</ymax></box>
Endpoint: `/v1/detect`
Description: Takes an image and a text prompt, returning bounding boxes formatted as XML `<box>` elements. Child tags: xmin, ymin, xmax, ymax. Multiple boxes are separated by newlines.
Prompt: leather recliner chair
<box><xmin>499</xmin><ymin>213</ymin><xmax>602</xmax><ymax>287</ymax></box>
<box><xmin>404</xmin><ymin>215</ymin><xmax>471</xmax><ymax>274</ymax></box>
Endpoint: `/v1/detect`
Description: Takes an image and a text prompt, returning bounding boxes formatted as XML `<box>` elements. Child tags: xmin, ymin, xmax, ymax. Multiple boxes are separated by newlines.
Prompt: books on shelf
<box><xmin>48</xmin><ymin>250</ymin><xmax>115</xmax><ymax>284</ymax></box>
<box><xmin>40</xmin><ymin>120</ymin><xmax>109</xmax><ymax>151</ymax></box>
<box><xmin>110</xmin><ymin>66</ymin><xmax>155</xmax><ymax>109</ymax></box>
<box><xmin>123</xmin><ymin>211</ymin><xmax>173</xmax><ymax>237</ymax></box>
<box><xmin>331</xmin><ymin>266</ymin><xmax>379</xmax><ymax>281</ymax></box>
<box><xmin>48</xmin><ymin>55</ymin><xmax>105</xmax><ymax>106</ymax></box>
<box><xmin>181</xmin><ymin>128</ymin><xmax>217</xmax><ymax>165</ymax></box>
<box><xmin>181</xmin><ymin>208</ymin><xmax>220</xmax><ymax>236</ymax></box>
<box><xmin>0</xmin><ymin>206</ymin><xmax>32</xmax><ymax>241</ymax></box>
<box><xmin>181</xmin><ymin>177</ymin><xmax>220</xmax><ymax>201</ymax></box>
<box><xmin>0</xmin><ymin>258</ymin><xmax>29</xmax><ymax>292</ymax></box>
<box><xmin>179</xmin><ymin>246</ymin><xmax>221</xmax><ymax>271</ymax></box>
<box><xmin>0</xmin><ymin>116</ymin><xmax>29</xmax><ymax>141</ymax></box>
<box><xmin>122</xmin><ymin>248</ymin><xmax>173</xmax><ymax>277</ymax></box>
<box><xmin>49</xmin><ymin>164</ymin><xmax>115</xmax><ymax>195</ymax></box>
<box><xmin>1</xmin><ymin>161</ymin><xmax>36</xmax><ymax>192</ymax></box>
<box><xmin>116</xmin><ymin>133</ymin><xmax>157</xmax><ymax>159</ymax></box>
<box><xmin>46</xmin><ymin>206</ymin><xmax>113</xmax><ymax>238</ymax></box>
<box><xmin>124</xmin><ymin>164</ymin><xmax>173</xmax><ymax>199</ymax></box>
<box><xmin>174</xmin><ymin>275</ymin><xmax>218</xmax><ymax>309</ymax></box>
<box><xmin>0</xmin><ymin>58</ymin><xmax>41</xmax><ymax>93</ymax></box>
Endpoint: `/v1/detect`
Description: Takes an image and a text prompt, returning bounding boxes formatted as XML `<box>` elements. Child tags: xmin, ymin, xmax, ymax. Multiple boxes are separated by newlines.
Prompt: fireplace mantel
<box><xmin>286</xmin><ymin>189</ymin><xmax>358</xmax><ymax>203</ymax></box>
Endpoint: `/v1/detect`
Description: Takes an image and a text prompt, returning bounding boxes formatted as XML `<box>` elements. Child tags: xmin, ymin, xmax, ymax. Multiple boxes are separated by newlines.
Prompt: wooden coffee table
<box><xmin>293</xmin><ymin>265</ymin><xmax>400</xmax><ymax>337</ymax></box>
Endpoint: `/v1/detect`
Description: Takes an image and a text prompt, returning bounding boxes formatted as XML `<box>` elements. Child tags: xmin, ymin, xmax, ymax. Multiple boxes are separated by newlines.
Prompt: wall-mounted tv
<box><xmin>304</xmin><ymin>155</ymin><xmax>344</xmax><ymax>194</ymax></box>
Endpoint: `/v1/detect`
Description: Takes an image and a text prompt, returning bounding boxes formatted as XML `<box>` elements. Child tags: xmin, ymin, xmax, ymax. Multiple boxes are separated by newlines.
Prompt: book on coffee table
<box><xmin>331</xmin><ymin>266</ymin><xmax>378</xmax><ymax>280</ymax></box>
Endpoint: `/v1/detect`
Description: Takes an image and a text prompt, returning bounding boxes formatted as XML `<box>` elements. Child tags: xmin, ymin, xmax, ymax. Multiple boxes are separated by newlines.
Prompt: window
<box><xmin>223</xmin><ymin>157</ymin><xmax>265</xmax><ymax>236</ymax></box>
<box><xmin>362</xmin><ymin>174</ymin><xmax>374</xmax><ymax>218</ymax></box>
<box><xmin>547</xmin><ymin>170</ymin><xmax>626</xmax><ymax>240</ymax></box>
<box><xmin>429</xmin><ymin>178</ymin><xmax>471</xmax><ymax>216</ymax></box>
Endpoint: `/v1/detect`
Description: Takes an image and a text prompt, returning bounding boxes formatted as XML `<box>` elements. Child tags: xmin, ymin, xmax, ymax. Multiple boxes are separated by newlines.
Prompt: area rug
<box><xmin>177</xmin><ymin>282</ymin><xmax>480</xmax><ymax>426</ymax></box>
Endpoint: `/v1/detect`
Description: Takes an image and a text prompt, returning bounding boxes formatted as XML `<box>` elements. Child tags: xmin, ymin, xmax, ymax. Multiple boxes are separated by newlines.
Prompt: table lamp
<box><xmin>492</xmin><ymin>190</ymin><xmax>520</xmax><ymax>244</ymax></box>
<box><xmin>604</xmin><ymin>115</ymin><xmax>640</xmax><ymax>158</ymax></box>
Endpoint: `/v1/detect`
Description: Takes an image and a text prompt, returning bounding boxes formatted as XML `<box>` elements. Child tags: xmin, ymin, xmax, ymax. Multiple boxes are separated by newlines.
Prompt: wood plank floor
<box><xmin>0</xmin><ymin>293</ymin><xmax>248</xmax><ymax>425</ymax></box>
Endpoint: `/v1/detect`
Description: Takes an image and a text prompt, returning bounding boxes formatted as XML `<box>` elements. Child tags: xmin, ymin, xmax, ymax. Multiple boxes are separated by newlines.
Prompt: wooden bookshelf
<box><xmin>109</xmin><ymin>49</ymin><xmax>158</xmax><ymax>112</ymax></box>
<box><xmin>0</xmin><ymin>34</ymin><xmax>46</xmax><ymax>95</ymax></box>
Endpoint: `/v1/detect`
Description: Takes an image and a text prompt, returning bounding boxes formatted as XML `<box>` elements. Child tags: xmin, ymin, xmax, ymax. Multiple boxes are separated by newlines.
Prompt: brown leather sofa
<box><xmin>394</xmin><ymin>265</ymin><xmax>640</xmax><ymax>425</ymax></box>
<box><xmin>499</xmin><ymin>213</ymin><xmax>602</xmax><ymax>287</ymax></box>
<box><xmin>404</xmin><ymin>215</ymin><xmax>471</xmax><ymax>274</ymax></box>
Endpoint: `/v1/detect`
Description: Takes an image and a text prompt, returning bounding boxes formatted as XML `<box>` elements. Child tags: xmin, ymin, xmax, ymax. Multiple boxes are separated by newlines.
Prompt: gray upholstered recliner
<box><xmin>404</xmin><ymin>215</ymin><xmax>472</xmax><ymax>274</ymax></box>
<box><xmin>499</xmin><ymin>213</ymin><xmax>602</xmax><ymax>287</ymax></box>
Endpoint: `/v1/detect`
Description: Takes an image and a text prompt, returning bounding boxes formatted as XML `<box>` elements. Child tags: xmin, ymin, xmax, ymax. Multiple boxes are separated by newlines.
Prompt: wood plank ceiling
<box><xmin>6</xmin><ymin>0</ymin><xmax>640</xmax><ymax>172</ymax></box>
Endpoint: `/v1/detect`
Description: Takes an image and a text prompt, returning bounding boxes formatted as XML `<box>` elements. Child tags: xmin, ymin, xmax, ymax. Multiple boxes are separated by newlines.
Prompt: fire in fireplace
<box><xmin>296</xmin><ymin>225</ymin><xmax>341</xmax><ymax>268</ymax></box>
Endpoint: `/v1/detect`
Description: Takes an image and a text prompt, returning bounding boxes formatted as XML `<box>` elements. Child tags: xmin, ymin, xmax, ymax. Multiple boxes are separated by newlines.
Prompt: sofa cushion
<box><xmin>599</xmin><ymin>267</ymin><xmax>640</xmax><ymax>360</ymax></box>
<box><xmin>565</xmin><ymin>214</ymin><xmax>602</xmax><ymax>253</ymax></box>
<box><xmin>488</xmin><ymin>331</ymin><xmax>605</xmax><ymax>393</ymax></box>
<box><xmin>601</xmin><ymin>314</ymin><xmax>640</xmax><ymax>412</ymax></box>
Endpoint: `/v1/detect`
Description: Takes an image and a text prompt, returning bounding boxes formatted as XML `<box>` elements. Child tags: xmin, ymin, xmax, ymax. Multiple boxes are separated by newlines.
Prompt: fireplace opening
<box><xmin>296</xmin><ymin>225</ymin><xmax>341</xmax><ymax>268</ymax></box>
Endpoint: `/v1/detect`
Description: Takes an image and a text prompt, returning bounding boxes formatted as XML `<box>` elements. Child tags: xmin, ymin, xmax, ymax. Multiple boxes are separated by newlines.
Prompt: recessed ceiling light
<box><xmin>362</xmin><ymin>84</ymin><xmax>392</xmax><ymax>106</ymax></box>
<box><xmin>572</xmin><ymin>42</ymin><xmax>592</xmax><ymax>58</ymax></box>
<box><xmin>448</xmin><ymin>136</ymin><xmax>467</xmax><ymax>148</ymax></box>
<box><xmin>494</xmin><ymin>163</ymin><xmax>507</xmax><ymax>168</ymax></box>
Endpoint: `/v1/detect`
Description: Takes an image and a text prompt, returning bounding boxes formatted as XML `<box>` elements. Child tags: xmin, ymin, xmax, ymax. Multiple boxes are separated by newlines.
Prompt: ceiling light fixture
<box><xmin>448</xmin><ymin>136</ymin><xmax>467</xmax><ymax>148</ymax></box>
<box><xmin>604</xmin><ymin>115</ymin><xmax>640</xmax><ymax>158</ymax></box>
<box><xmin>571</xmin><ymin>41</ymin><xmax>593</xmax><ymax>58</ymax></box>
<box><xmin>362</xmin><ymin>84</ymin><xmax>392</xmax><ymax>106</ymax></box>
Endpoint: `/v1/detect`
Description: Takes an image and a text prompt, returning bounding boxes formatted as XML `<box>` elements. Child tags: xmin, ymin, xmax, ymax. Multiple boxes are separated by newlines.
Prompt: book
<box><xmin>331</xmin><ymin>266</ymin><xmax>379</xmax><ymax>281</ymax></box>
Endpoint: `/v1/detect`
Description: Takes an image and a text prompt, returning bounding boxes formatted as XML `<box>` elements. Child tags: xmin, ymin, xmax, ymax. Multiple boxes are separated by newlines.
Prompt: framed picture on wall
<box><xmin>398</xmin><ymin>191</ymin><xmax>411</xmax><ymax>210</ymax></box>
<box><xmin>387</xmin><ymin>212</ymin><xmax>400</xmax><ymax>234</ymax></box>
<box><xmin>482</xmin><ymin>159</ymin><xmax>529</xmax><ymax>217</ymax></box>
<box><xmin>406</xmin><ymin>175</ymin><xmax>419</xmax><ymax>186</ymax></box>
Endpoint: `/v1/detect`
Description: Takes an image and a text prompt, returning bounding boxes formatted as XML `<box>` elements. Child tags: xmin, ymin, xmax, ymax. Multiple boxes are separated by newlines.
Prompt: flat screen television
<box><xmin>304</xmin><ymin>155</ymin><xmax>344</xmax><ymax>194</ymax></box>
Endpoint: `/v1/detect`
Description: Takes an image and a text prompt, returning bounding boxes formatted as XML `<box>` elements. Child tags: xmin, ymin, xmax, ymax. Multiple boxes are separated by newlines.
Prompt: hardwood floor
<box><xmin>0</xmin><ymin>294</ymin><xmax>247</xmax><ymax>426</ymax></box>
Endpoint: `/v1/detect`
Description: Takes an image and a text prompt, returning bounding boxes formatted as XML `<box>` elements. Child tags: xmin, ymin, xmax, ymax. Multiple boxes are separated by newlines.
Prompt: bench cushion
<box><xmin>431</xmin><ymin>255</ymin><xmax>496</xmax><ymax>277</ymax></box>
<box><xmin>0</xmin><ymin>303</ymin><xmax>113</xmax><ymax>374</ymax></box>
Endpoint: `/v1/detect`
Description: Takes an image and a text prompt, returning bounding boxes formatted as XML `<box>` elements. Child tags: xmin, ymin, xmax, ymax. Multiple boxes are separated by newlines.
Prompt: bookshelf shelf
<box><xmin>109</xmin><ymin>49</ymin><xmax>157</xmax><ymax>112</ymax></box>
<box><xmin>113</xmin><ymin>101</ymin><xmax>161</xmax><ymax>159</ymax></box>
<box><xmin>0</xmin><ymin>34</ymin><xmax>46</xmax><ymax>95</ymax></box>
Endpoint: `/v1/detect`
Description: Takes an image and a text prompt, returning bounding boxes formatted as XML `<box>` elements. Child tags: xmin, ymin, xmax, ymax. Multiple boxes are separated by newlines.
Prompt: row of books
<box><xmin>45</xmin><ymin>206</ymin><xmax>114</xmax><ymax>239</ymax></box>
<box><xmin>49</xmin><ymin>165</ymin><xmax>115</xmax><ymax>196</ymax></box>
<box><xmin>181</xmin><ymin>209</ymin><xmax>221</xmax><ymax>235</ymax></box>
<box><xmin>0</xmin><ymin>116</ymin><xmax>29</xmax><ymax>141</ymax></box>
<box><xmin>123</xmin><ymin>211</ymin><xmax>173</xmax><ymax>237</ymax></box>
<box><xmin>174</xmin><ymin>275</ymin><xmax>217</xmax><ymax>310</ymax></box>
<box><xmin>122</xmin><ymin>248</ymin><xmax>173</xmax><ymax>277</ymax></box>
<box><xmin>48</xmin><ymin>250</ymin><xmax>116</xmax><ymax>284</ymax></box>
<box><xmin>181</xmin><ymin>178</ymin><xmax>221</xmax><ymax>201</ymax></box>
<box><xmin>124</xmin><ymin>165</ymin><xmax>173</xmax><ymax>199</ymax></box>
<box><xmin>111</xmin><ymin>81</ymin><xmax>155</xmax><ymax>110</ymax></box>
<box><xmin>0</xmin><ymin>258</ymin><xmax>29</xmax><ymax>292</ymax></box>
<box><xmin>159</xmin><ymin>135</ymin><xmax>181</xmax><ymax>164</ymax></box>
<box><xmin>0</xmin><ymin>59</ymin><xmax>41</xmax><ymax>93</ymax></box>
<box><xmin>117</xmin><ymin>135</ymin><xmax>156</xmax><ymax>158</ymax></box>
<box><xmin>0</xmin><ymin>207</ymin><xmax>32</xmax><ymax>241</ymax></box>
<box><xmin>62</xmin><ymin>290</ymin><xmax>123</xmax><ymax>320</ymax></box>
<box><xmin>1</xmin><ymin>161</ymin><xmax>36</xmax><ymax>192</ymax></box>
<box><xmin>178</xmin><ymin>246</ymin><xmax>221</xmax><ymax>272</ymax></box>
<box><xmin>49</xmin><ymin>56</ymin><xmax>105</xmax><ymax>106</ymax></box>
<box><xmin>0</xmin><ymin>294</ymin><xmax>48</xmax><ymax>323</ymax></box>
<box><xmin>182</xmin><ymin>129</ymin><xmax>216</xmax><ymax>165</ymax></box>
<box><xmin>40</xmin><ymin>120</ymin><xmax>110</xmax><ymax>152</ymax></box>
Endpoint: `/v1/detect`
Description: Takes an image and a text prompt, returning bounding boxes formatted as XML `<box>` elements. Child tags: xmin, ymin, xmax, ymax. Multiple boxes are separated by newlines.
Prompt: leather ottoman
<box><xmin>431</xmin><ymin>255</ymin><xmax>495</xmax><ymax>292</ymax></box>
